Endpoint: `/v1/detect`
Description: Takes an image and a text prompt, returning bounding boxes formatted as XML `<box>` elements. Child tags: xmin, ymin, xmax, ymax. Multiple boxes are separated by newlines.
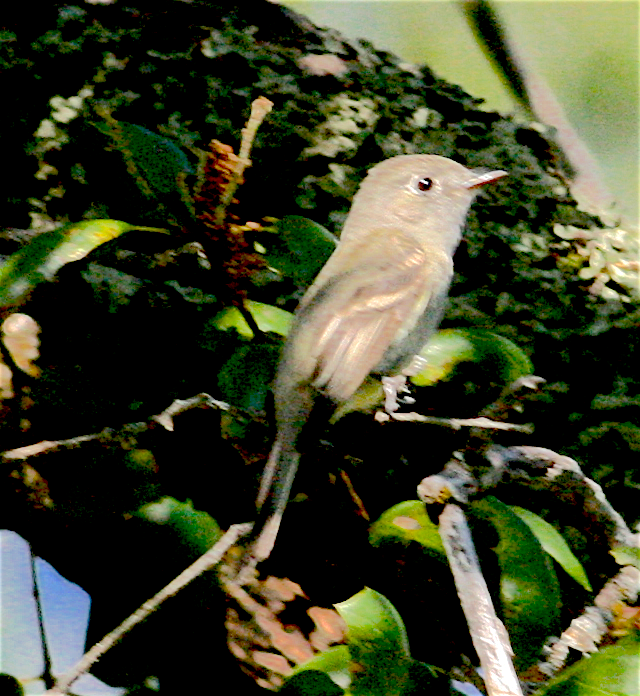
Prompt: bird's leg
<box><xmin>381</xmin><ymin>354</ymin><xmax>428</xmax><ymax>413</ymax></box>
<box><xmin>381</xmin><ymin>375</ymin><xmax>406</xmax><ymax>413</ymax></box>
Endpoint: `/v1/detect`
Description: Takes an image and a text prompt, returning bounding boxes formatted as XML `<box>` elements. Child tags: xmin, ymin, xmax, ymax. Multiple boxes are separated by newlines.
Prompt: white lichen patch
<box><xmin>50</xmin><ymin>87</ymin><xmax>94</xmax><ymax>123</ymax></box>
<box><xmin>407</xmin><ymin>106</ymin><xmax>441</xmax><ymax>130</ymax></box>
<box><xmin>35</xmin><ymin>164</ymin><xmax>58</xmax><ymax>181</ymax></box>
<box><xmin>511</xmin><ymin>229</ymin><xmax>550</xmax><ymax>259</ymax></box>
<box><xmin>103</xmin><ymin>52</ymin><xmax>128</xmax><ymax>70</ymax></box>
<box><xmin>33</xmin><ymin>87</ymin><xmax>93</xmax><ymax>165</ymax></box>
<box><xmin>27</xmin><ymin>212</ymin><xmax>59</xmax><ymax>232</ymax></box>
<box><xmin>303</xmin><ymin>94</ymin><xmax>378</xmax><ymax>157</ymax></box>
<box><xmin>553</xmin><ymin>223</ymin><xmax>639</xmax><ymax>302</ymax></box>
<box><xmin>328</xmin><ymin>163</ymin><xmax>350</xmax><ymax>186</ymax></box>
<box><xmin>34</xmin><ymin>119</ymin><xmax>56</xmax><ymax>139</ymax></box>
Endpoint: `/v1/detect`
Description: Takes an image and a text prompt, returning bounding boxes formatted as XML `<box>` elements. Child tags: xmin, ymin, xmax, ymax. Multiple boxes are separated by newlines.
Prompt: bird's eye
<box><xmin>416</xmin><ymin>177</ymin><xmax>433</xmax><ymax>192</ymax></box>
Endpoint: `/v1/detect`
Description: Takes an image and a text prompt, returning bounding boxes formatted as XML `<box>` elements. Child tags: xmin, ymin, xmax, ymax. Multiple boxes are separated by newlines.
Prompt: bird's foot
<box><xmin>381</xmin><ymin>374</ymin><xmax>408</xmax><ymax>413</ymax></box>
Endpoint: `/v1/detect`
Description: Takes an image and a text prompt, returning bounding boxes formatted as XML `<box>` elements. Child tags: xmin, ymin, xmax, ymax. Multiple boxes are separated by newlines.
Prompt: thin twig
<box><xmin>539</xmin><ymin>565</ymin><xmax>640</xmax><ymax>675</ymax></box>
<box><xmin>45</xmin><ymin>522</ymin><xmax>253</xmax><ymax>696</ymax></box>
<box><xmin>439</xmin><ymin>504</ymin><xmax>523</xmax><ymax>696</ymax></box>
<box><xmin>1</xmin><ymin>393</ymin><xmax>240</xmax><ymax>465</ymax></box>
<box><xmin>2</xmin><ymin>430</ymin><xmax>122</xmax><ymax>463</ymax></box>
<box><xmin>150</xmin><ymin>392</ymin><xmax>230</xmax><ymax>431</ymax></box>
<box><xmin>376</xmin><ymin>411</ymin><xmax>533</xmax><ymax>433</ymax></box>
<box><xmin>483</xmin><ymin>446</ymin><xmax>636</xmax><ymax>548</ymax></box>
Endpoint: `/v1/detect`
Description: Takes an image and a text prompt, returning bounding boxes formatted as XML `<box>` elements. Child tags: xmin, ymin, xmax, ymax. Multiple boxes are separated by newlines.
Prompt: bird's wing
<box><xmin>292</xmin><ymin>228</ymin><xmax>452</xmax><ymax>402</ymax></box>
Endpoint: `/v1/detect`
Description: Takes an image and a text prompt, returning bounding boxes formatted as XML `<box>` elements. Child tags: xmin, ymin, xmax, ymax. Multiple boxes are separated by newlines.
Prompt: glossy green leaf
<box><xmin>246</xmin><ymin>299</ymin><xmax>293</xmax><ymax>337</ymax></box>
<box><xmin>369</xmin><ymin>500</ymin><xmax>446</xmax><ymax>557</ymax></box>
<box><xmin>93</xmin><ymin>119</ymin><xmax>195</xmax><ymax>203</ymax></box>
<box><xmin>213</xmin><ymin>306</ymin><xmax>254</xmax><ymax>339</ymax></box>
<box><xmin>285</xmin><ymin>590</ymin><xmax>444</xmax><ymax>695</ymax></box>
<box><xmin>335</xmin><ymin>587</ymin><xmax>411</xmax><ymax>657</ymax></box>
<box><xmin>469</xmin><ymin>496</ymin><xmax>561</xmax><ymax>670</ymax></box>
<box><xmin>288</xmin><ymin>645</ymin><xmax>351</xmax><ymax>691</ymax></box>
<box><xmin>511</xmin><ymin>506</ymin><xmax>592</xmax><ymax>591</ymax></box>
<box><xmin>280</xmin><ymin>669</ymin><xmax>346</xmax><ymax>696</ymax></box>
<box><xmin>213</xmin><ymin>300</ymin><xmax>293</xmax><ymax>339</ymax></box>
<box><xmin>217</xmin><ymin>341</ymin><xmax>281</xmax><ymax>413</ymax></box>
<box><xmin>136</xmin><ymin>497</ymin><xmax>221</xmax><ymax>556</ymax></box>
<box><xmin>0</xmin><ymin>220</ymin><xmax>167</xmax><ymax>309</ymax></box>
<box><xmin>610</xmin><ymin>546</ymin><xmax>640</xmax><ymax>570</ymax></box>
<box><xmin>265</xmin><ymin>215</ymin><xmax>338</xmax><ymax>287</ymax></box>
<box><xmin>334</xmin><ymin>588</ymin><xmax>412</xmax><ymax>696</ymax></box>
<box><xmin>535</xmin><ymin>630</ymin><xmax>640</xmax><ymax>696</ymax></box>
<box><xmin>412</xmin><ymin>328</ymin><xmax>533</xmax><ymax>387</ymax></box>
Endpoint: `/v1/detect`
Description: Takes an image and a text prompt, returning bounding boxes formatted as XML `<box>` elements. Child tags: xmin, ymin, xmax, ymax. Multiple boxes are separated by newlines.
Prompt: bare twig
<box><xmin>45</xmin><ymin>522</ymin><xmax>253</xmax><ymax>696</ymax></box>
<box><xmin>540</xmin><ymin>565</ymin><xmax>640</xmax><ymax>675</ymax></box>
<box><xmin>151</xmin><ymin>392</ymin><xmax>230</xmax><ymax>431</ymax></box>
<box><xmin>484</xmin><ymin>446</ymin><xmax>636</xmax><ymax>548</ymax></box>
<box><xmin>2</xmin><ymin>429</ymin><xmax>130</xmax><ymax>463</ymax></box>
<box><xmin>439</xmin><ymin>504</ymin><xmax>523</xmax><ymax>696</ymax></box>
<box><xmin>1</xmin><ymin>393</ymin><xmax>239</xmax><ymax>465</ymax></box>
<box><xmin>375</xmin><ymin>410</ymin><xmax>533</xmax><ymax>433</ymax></box>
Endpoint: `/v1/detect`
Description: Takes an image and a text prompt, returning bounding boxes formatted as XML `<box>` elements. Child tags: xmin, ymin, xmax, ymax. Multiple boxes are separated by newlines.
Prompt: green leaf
<box><xmin>217</xmin><ymin>341</ymin><xmax>281</xmax><ymax>413</ymax></box>
<box><xmin>93</xmin><ymin>119</ymin><xmax>195</xmax><ymax>204</ymax></box>
<box><xmin>336</xmin><ymin>587</ymin><xmax>411</xmax><ymax>658</ymax></box>
<box><xmin>334</xmin><ymin>588</ymin><xmax>412</xmax><ymax>696</ymax></box>
<box><xmin>213</xmin><ymin>301</ymin><xmax>293</xmax><ymax>339</ymax></box>
<box><xmin>280</xmin><ymin>669</ymin><xmax>346</xmax><ymax>696</ymax></box>
<box><xmin>265</xmin><ymin>216</ymin><xmax>337</xmax><ymax>287</ymax></box>
<box><xmin>136</xmin><ymin>497</ymin><xmax>221</xmax><ymax>556</ymax></box>
<box><xmin>535</xmin><ymin>630</ymin><xmax>640</xmax><ymax>696</ymax></box>
<box><xmin>411</xmin><ymin>328</ymin><xmax>533</xmax><ymax>387</ymax></box>
<box><xmin>0</xmin><ymin>220</ymin><xmax>167</xmax><ymax>309</ymax></box>
<box><xmin>285</xmin><ymin>591</ymin><xmax>444</xmax><ymax>696</ymax></box>
<box><xmin>511</xmin><ymin>506</ymin><xmax>592</xmax><ymax>591</ymax></box>
<box><xmin>369</xmin><ymin>500</ymin><xmax>446</xmax><ymax>557</ymax></box>
<box><xmin>288</xmin><ymin>645</ymin><xmax>351</xmax><ymax>691</ymax></box>
<box><xmin>469</xmin><ymin>496</ymin><xmax>561</xmax><ymax>670</ymax></box>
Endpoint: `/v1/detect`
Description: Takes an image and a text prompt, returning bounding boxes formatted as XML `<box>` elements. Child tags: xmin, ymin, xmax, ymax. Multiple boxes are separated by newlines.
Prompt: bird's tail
<box><xmin>236</xmin><ymin>425</ymin><xmax>301</xmax><ymax>581</ymax></box>
<box><xmin>252</xmin><ymin>430</ymin><xmax>301</xmax><ymax>563</ymax></box>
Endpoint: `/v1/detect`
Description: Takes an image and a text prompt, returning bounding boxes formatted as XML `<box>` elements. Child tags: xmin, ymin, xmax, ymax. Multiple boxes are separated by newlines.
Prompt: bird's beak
<box><xmin>464</xmin><ymin>169</ymin><xmax>508</xmax><ymax>189</ymax></box>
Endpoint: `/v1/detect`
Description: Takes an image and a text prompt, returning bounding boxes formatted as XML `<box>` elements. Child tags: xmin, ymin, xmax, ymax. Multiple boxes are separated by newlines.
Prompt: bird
<box><xmin>241</xmin><ymin>154</ymin><xmax>507</xmax><ymax>574</ymax></box>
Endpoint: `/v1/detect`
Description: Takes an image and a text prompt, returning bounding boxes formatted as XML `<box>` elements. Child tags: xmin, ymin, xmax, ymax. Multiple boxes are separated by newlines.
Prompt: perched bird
<box><xmin>243</xmin><ymin>154</ymin><xmax>507</xmax><ymax>571</ymax></box>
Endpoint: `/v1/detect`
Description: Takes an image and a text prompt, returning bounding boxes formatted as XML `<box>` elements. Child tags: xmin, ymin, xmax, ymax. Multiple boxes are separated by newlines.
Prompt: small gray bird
<box><xmin>245</xmin><ymin>154</ymin><xmax>507</xmax><ymax>570</ymax></box>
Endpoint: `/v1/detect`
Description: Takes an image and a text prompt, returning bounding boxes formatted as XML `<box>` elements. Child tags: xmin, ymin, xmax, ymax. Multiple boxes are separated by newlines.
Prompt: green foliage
<box><xmin>136</xmin><ymin>497</ymin><xmax>221</xmax><ymax>557</ymax></box>
<box><xmin>92</xmin><ymin>118</ymin><xmax>196</xmax><ymax>218</ymax></box>
<box><xmin>469</xmin><ymin>496</ymin><xmax>561</xmax><ymax>670</ymax></box>
<box><xmin>286</xmin><ymin>588</ymin><xmax>442</xmax><ymax>696</ymax></box>
<box><xmin>412</xmin><ymin>328</ymin><xmax>533</xmax><ymax>387</ymax></box>
<box><xmin>264</xmin><ymin>216</ymin><xmax>337</xmax><ymax>288</ymax></box>
<box><xmin>0</xmin><ymin>220</ymin><xmax>167</xmax><ymax>309</ymax></box>
<box><xmin>214</xmin><ymin>300</ymin><xmax>293</xmax><ymax>339</ymax></box>
<box><xmin>217</xmin><ymin>341</ymin><xmax>281</xmax><ymax>413</ymax></box>
<box><xmin>511</xmin><ymin>506</ymin><xmax>592</xmax><ymax>591</ymax></box>
<box><xmin>368</xmin><ymin>500</ymin><xmax>446</xmax><ymax>558</ymax></box>
<box><xmin>281</xmin><ymin>670</ymin><xmax>346</xmax><ymax>696</ymax></box>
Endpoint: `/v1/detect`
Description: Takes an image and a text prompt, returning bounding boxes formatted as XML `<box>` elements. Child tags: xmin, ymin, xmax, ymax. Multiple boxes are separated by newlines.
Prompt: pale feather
<box><xmin>293</xmin><ymin>227</ymin><xmax>452</xmax><ymax>402</ymax></box>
